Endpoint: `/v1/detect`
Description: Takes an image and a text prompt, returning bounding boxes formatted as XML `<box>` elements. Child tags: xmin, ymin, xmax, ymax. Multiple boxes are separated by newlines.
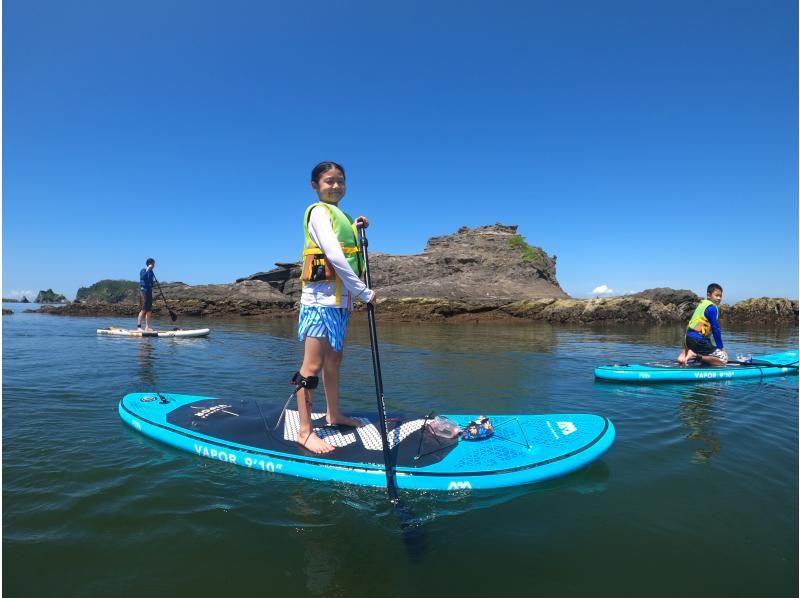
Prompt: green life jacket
<box><xmin>687</xmin><ymin>299</ymin><xmax>716</xmax><ymax>337</ymax></box>
<box><xmin>301</xmin><ymin>202</ymin><xmax>363</xmax><ymax>297</ymax></box>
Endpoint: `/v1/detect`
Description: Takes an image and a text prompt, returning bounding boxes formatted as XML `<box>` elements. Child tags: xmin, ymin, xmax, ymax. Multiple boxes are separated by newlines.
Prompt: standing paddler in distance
<box><xmin>293</xmin><ymin>161</ymin><xmax>376</xmax><ymax>454</ymax></box>
<box><xmin>137</xmin><ymin>258</ymin><xmax>156</xmax><ymax>332</ymax></box>
<box><xmin>677</xmin><ymin>283</ymin><xmax>728</xmax><ymax>367</ymax></box>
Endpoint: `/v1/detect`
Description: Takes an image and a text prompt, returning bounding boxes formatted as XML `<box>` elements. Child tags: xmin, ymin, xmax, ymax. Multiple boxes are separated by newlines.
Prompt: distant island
<box><xmin>32</xmin><ymin>224</ymin><xmax>798</xmax><ymax>325</ymax></box>
<box><xmin>36</xmin><ymin>289</ymin><xmax>68</xmax><ymax>304</ymax></box>
<box><xmin>4</xmin><ymin>290</ymin><xmax>68</xmax><ymax>304</ymax></box>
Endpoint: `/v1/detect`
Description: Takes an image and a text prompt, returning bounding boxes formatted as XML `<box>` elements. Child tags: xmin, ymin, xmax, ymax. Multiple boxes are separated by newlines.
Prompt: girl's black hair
<box><xmin>311</xmin><ymin>161</ymin><xmax>346</xmax><ymax>184</ymax></box>
<box><xmin>146</xmin><ymin>258</ymin><xmax>155</xmax><ymax>266</ymax></box>
<box><xmin>707</xmin><ymin>283</ymin><xmax>722</xmax><ymax>294</ymax></box>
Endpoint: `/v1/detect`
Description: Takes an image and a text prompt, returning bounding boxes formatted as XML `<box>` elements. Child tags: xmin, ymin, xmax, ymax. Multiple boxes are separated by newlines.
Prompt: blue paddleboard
<box><xmin>594</xmin><ymin>350</ymin><xmax>798</xmax><ymax>383</ymax></box>
<box><xmin>119</xmin><ymin>393</ymin><xmax>615</xmax><ymax>491</ymax></box>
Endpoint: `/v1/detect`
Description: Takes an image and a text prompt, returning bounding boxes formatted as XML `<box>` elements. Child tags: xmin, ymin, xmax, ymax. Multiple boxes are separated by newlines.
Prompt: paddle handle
<box><xmin>359</xmin><ymin>228</ymin><xmax>398</xmax><ymax>502</ymax></box>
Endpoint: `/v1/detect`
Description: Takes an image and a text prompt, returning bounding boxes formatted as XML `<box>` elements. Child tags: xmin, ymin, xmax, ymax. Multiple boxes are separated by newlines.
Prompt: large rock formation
<box><xmin>33</xmin><ymin>224</ymin><xmax>798</xmax><ymax>325</ymax></box>
<box><xmin>241</xmin><ymin>224</ymin><xmax>566</xmax><ymax>302</ymax></box>
<box><xmin>366</xmin><ymin>224</ymin><xmax>566</xmax><ymax>301</ymax></box>
<box><xmin>724</xmin><ymin>297</ymin><xmax>799</xmax><ymax>325</ymax></box>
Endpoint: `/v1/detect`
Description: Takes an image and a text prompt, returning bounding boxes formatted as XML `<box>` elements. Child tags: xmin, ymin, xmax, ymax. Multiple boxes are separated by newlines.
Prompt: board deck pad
<box><xmin>120</xmin><ymin>393</ymin><xmax>615</xmax><ymax>491</ymax></box>
<box><xmin>166</xmin><ymin>399</ymin><xmax>457</xmax><ymax>468</ymax></box>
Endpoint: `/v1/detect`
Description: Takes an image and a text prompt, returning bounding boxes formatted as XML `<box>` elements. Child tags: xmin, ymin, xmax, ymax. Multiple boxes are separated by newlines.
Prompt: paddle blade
<box><xmin>396</xmin><ymin>500</ymin><xmax>427</xmax><ymax>563</ymax></box>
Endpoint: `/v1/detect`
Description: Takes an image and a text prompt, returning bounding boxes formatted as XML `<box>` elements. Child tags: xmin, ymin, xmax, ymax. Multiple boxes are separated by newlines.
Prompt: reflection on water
<box><xmin>677</xmin><ymin>385</ymin><xmax>722</xmax><ymax>464</ymax></box>
<box><xmin>138</xmin><ymin>339</ymin><xmax>156</xmax><ymax>388</ymax></box>
<box><xmin>347</xmin><ymin>319</ymin><xmax>559</xmax><ymax>354</ymax></box>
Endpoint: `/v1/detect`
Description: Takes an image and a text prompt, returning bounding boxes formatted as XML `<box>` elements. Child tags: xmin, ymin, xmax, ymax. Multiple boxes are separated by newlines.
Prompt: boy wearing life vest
<box><xmin>677</xmin><ymin>283</ymin><xmax>728</xmax><ymax>366</ymax></box>
<box><xmin>293</xmin><ymin>161</ymin><xmax>376</xmax><ymax>454</ymax></box>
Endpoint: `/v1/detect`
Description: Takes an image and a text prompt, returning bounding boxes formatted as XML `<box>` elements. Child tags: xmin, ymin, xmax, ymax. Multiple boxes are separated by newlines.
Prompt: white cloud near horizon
<box><xmin>4</xmin><ymin>290</ymin><xmax>35</xmax><ymax>301</ymax></box>
<box><xmin>591</xmin><ymin>285</ymin><xmax>615</xmax><ymax>295</ymax></box>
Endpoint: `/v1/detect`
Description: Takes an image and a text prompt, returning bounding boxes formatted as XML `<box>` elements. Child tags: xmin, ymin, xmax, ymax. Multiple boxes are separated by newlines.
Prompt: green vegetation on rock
<box><xmin>507</xmin><ymin>234</ymin><xmax>546</xmax><ymax>265</ymax></box>
<box><xmin>76</xmin><ymin>280</ymin><xmax>139</xmax><ymax>304</ymax></box>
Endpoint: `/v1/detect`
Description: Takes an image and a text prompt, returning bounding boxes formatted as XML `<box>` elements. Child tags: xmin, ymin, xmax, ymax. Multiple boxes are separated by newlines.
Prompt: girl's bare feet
<box><xmin>298</xmin><ymin>431</ymin><xmax>335</xmax><ymax>454</ymax></box>
<box><xmin>326</xmin><ymin>414</ymin><xmax>365</xmax><ymax>428</ymax></box>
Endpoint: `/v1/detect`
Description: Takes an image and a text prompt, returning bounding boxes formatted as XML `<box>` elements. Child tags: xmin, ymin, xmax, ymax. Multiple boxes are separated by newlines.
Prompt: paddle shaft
<box><xmin>152</xmin><ymin>274</ymin><xmax>178</xmax><ymax>321</ymax></box>
<box><xmin>359</xmin><ymin>228</ymin><xmax>399</xmax><ymax>502</ymax></box>
<box><xmin>730</xmin><ymin>359</ymin><xmax>798</xmax><ymax>369</ymax></box>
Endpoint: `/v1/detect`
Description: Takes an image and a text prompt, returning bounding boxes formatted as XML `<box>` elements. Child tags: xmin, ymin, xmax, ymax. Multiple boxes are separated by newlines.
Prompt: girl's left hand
<box><xmin>355</xmin><ymin>216</ymin><xmax>369</xmax><ymax>229</ymax></box>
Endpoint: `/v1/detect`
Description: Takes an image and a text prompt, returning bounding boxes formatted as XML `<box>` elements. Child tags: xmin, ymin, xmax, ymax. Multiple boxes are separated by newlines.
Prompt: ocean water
<box><xmin>3</xmin><ymin>305</ymin><xmax>798</xmax><ymax>597</ymax></box>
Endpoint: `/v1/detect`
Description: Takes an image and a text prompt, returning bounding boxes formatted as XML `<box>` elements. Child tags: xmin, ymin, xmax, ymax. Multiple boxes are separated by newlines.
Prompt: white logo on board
<box><xmin>191</xmin><ymin>404</ymin><xmax>239</xmax><ymax>419</ymax></box>
<box><xmin>448</xmin><ymin>481</ymin><xmax>472</xmax><ymax>490</ymax></box>
<box><xmin>557</xmin><ymin>421</ymin><xmax>577</xmax><ymax>435</ymax></box>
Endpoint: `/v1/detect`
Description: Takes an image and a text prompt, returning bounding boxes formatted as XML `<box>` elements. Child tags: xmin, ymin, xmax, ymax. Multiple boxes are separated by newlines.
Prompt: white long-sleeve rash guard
<box><xmin>300</xmin><ymin>205</ymin><xmax>375</xmax><ymax>309</ymax></box>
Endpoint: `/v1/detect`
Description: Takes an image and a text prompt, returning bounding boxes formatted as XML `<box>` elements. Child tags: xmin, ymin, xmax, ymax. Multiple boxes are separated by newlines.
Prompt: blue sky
<box><xmin>4</xmin><ymin>0</ymin><xmax>797</xmax><ymax>303</ymax></box>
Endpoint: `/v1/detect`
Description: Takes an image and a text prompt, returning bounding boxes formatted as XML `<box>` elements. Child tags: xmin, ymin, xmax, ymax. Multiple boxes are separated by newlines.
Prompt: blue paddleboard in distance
<box><xmin>594</xmin><ymin>350</ymin><xmax>798</xmax><ymax>383</ymax></box>
<box><xmin>119</xmin><ymin>393</ymin><xmax>615</xmax><ymax>491</ymax></box>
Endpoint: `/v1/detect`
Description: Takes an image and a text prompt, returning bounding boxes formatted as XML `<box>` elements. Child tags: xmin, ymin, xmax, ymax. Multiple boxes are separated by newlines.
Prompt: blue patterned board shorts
<box><xmin>297</xmin><ymin>305</ymin><xmax>350</xmax><ymax>352</ymax></box>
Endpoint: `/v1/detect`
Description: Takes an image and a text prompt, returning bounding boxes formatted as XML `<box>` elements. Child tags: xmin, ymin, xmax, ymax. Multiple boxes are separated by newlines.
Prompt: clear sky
<box><xmin>3</xmin><ymin>0</ymin><xmax>798</xmax><ymax>303</ymax></box>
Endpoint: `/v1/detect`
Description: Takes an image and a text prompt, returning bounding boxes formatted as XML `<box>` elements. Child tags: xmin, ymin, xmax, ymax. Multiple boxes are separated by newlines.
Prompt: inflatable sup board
<box><xmin>119</xmin><ymin>392</ymin><xmax>615</xmax><ymax>491</ymax></box>
<box><xmin>594</xmin><ymin>350</ymin><xmax>798</xmax><ymax>382</ymax></box>
<box><xmin>98</xmin><ymin>326</ymin><xmax>210</xmax><ymax>338</ymax></box>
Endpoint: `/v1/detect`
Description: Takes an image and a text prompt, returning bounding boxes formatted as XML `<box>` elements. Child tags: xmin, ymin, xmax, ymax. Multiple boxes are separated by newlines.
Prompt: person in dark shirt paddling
<box><xmin>137</xmin><ymin>258</ymin><xmax>156</xmax><ymax>332</ymax></box>
<box><xmin>677</xmin><ymin>283</ymin><xmax>728</xmax><ymax>366</ymax></box>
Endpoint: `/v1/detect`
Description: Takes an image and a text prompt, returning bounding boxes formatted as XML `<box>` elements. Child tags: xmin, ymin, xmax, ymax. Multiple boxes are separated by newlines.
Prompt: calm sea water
<box><xmin>3</xmin><ymin>304</ymin><xmax>798</xmax><ymax>597</ymax></box>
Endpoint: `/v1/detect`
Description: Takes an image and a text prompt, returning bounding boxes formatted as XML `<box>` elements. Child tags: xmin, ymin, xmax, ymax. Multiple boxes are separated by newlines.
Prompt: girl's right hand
<box><xmin>368</xmin><ymin>291</ymin><xmax>377</xmax><ymax>304</ymax></box>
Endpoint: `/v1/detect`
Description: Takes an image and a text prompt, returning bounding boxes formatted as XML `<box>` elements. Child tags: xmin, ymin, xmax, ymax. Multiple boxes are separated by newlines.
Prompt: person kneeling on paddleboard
<box><xmin>677</xmin><ymin>283</ymin><xmax>728</xmax><ymax>367</ymax></box>
<box><xmin>137</xmin><ymin>258</ymin><xmax>156</xmax><ymax>332</ymax></box>
<box><xmin>293</xmin><ymin>161</ymin><xmax>376</xmax><ymax>454</ymax></box>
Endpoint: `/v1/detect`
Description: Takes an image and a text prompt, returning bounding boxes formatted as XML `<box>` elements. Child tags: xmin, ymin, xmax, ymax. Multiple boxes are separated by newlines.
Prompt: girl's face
<box><xmin>709</xmin><ymin>288</ymin><xmax>723</xmax><ymax>305</ymax></box>
<box><xmin>312</xmin><ymin>168</ymin><xmax>346</xmax><ymax>204</ymax></box>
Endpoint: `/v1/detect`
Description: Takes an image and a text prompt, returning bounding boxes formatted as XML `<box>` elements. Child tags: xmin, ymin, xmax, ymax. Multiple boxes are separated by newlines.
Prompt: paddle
<box><xmin>359</xmin><ymin>227</ymin><xmax>425</xmax><ymax>560</ymax></box>
<box><xmin>729</xmin><ymin>358</ymin><xmax>798</xmax><ymax>369</ymax></box>
<box><xmin>358</xmin><ymin>227</ymin><xmax>398</xmax><ymax>502</ymax></box>
<box><xmin>152</xmin><ymin>274</ymin><xmax>178</xmax><ymax>322</ymax></box>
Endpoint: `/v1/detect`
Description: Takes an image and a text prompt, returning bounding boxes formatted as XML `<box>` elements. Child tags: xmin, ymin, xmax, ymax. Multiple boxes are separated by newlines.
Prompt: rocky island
<box><xmin>34</xmin><ymin>224</ymin><xmax>798</xmax><ymax>325</ymax></box>
<box><xmin>36</xmin><ymin>289</ymin><xmax>68</xmax><ymax>304</ymax></box>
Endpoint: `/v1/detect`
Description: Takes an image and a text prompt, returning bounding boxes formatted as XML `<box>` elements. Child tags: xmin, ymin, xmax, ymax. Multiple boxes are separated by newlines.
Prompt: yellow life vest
<box><xmin>300</xmin><ymin>202</ymin><xmax>363</xmax><ymax>303</ymax></box>
<box><xmin>687</xmin><ymin>299</ymin><xmax>717</xmax><ymax>337</ymax></box>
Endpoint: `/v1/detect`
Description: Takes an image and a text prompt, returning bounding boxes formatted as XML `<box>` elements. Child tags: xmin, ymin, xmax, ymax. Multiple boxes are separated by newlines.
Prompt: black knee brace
<box><xmin>291</xmin><ymin>371</ymin><xmax>319</xmax><ymax>390</ymax></box>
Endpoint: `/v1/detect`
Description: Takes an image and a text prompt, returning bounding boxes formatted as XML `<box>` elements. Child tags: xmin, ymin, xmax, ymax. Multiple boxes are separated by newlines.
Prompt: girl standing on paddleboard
<box><xmin>294</xmin><ymin>161</ymin><xmax>376</xmax><ymax>454</ymax></box>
